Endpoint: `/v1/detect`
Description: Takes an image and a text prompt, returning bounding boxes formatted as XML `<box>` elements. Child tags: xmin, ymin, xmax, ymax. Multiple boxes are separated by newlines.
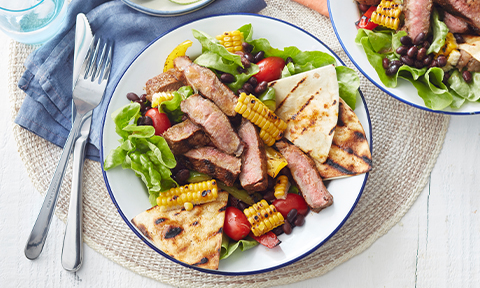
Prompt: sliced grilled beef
<box><xmin>181</xmin><ymin>94</ymin><xmax>244</xmax><ymax>157</ymax></box>
<box><xmin>457</xmin><ymin>49</ymin><xmax>480</xmax><ymax>72</ymax></box>
<box><xmin>162</xmin><ymin>119</ymin><xmax>210</xmax><ymax>155</ymax></box>
<box><xmin>355</xmin><ymin>0</ymin><xmax>381</xmax><ymax>5</ymax></box>
<box><xmin>145</xmin><ymin>68</ymin><xmax>185</xmax><ymax>102</ymax></box>
<box><xmin>443</xmin><ymin>11</ymin><xmax>469</xmax><ymax>33</ymax></box>
<box><xmin>435</xmin><ymin>0</ymin><xmax>480</xmax><ymax>31</ymax></box>
<box><xmin>182</xmin><ymin>146</ymin><xmax>241</xmax><ymax>186</ymax></box>
<box><xmin>174</xmin><ymin>56</ymin><xmax>238</xmax><ymax>117</ymax></box>
<box><xmin>237</xmin><ymin>119</ymin><xmax>268</xmax><ymax>192</ymax></box>
<box><xmin>403</xmin><ymin>0</ymin><xmax>433</xmax><ymax>40</ymax></box>
<box><xmin>275</xmin><ymin>140</ymin><xmax>333</xmax><ymax>213</ymax></box>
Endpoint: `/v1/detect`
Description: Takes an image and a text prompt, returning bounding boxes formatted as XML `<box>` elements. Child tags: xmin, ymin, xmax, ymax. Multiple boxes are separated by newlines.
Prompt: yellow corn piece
<box><xmin>151</xmin><ymin>91</ymin><xmax>175</xmax><ymax>108</ymax></box>
<box><xmin>156</xmin><ymin>179</ymin><xmax>218</xmax><ymax>211</ymax></box>
<box><xmin>216</xmin><ymin>30</ymin><xmax>244</xmax><ymax>53</ymax></box>
<box><xmin>371</xmin><ymin>0</ymin><xmax>403</xmax><ymax>30</ymax></box>
<box><xmin>265</xmin><ymin>145</ymin><xmax>288</xmax><ymax>178</ymax></box>
<box><xmin>163</xmin><ymin>40</ymin><xmax>193</xmax><ymax>72</ymax></box>
<box><xmin>436</xmin><ymin>32</ymin><xmax>458</xmax><ymax>58</ymax></box>
<box><xmin>235</xmin><ymin>93</ymin><xmax>287</xmax><ymax>146</ymax></box>
<box><xmin>244</xmin><ymin>200</ymin><xmax>284</xmax><ymax>237</ymax></box>
<box><xmin>274</xmin><ymin>175</ymin><xmax>290</xmax><ymax>200</ymax></box>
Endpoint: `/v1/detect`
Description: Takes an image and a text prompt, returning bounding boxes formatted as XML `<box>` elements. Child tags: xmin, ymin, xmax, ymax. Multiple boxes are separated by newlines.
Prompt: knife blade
<box><xmin>61</xmin><ymin>13</ymin><xmax>94</xmax><ymax>272</ymax></box>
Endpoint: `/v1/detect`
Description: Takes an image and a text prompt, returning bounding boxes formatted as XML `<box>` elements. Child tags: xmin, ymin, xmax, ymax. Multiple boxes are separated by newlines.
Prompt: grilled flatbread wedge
<box><xmin>271</xmin><ymin>65</ymin><xmax>339</xmax><ymax>164</ymax></box>
<box><xmin>131</xmin><ymin>192</ymin><xmax>228</xmax><ymax>270</ymax></box>
<box><xmin>315</xmin><ymin>98</ymin><xmax>372</xmax><ymax>180</ymax></box>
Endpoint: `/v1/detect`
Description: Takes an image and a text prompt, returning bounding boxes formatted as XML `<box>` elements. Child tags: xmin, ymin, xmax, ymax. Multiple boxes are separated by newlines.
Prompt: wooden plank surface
<box><xmin>0</xmin><ymin>32</ymin><xmax>478</xmax><ymax>287</ymax></box>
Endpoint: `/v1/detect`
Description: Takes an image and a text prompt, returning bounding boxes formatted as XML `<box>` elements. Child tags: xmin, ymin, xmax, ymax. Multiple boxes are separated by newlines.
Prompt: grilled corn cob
<box><xmin>216</xmin><ymin>30</ymin><xmax>244</xmax><ymax>53</ymax></box>
<box><xmin>151</xmin><ymin>91</ymin><xmax>175</xmax><ymax>108</ymax></box>
<box><xmin>235</xmin><ymin>93</ymin><xmax>287</xmax><ymax>146</ymax></box>
<box><xmin>156</xmin><ymin>179</ymin><xmax>218</xmax><ymax>211</ymax></box>
<box><xmin>274</xmin><ymin>175</ymin><xmax>290</xmax><ymax>200</ymax></box>
<box><xmin>371</xmin><ymin>0</ymin><xmax>403</xmax><ymax>30</ymax></box>
<box><xmin>244</xmin><ymin>200</ymin><xmax>284</xmax><ymax>237</ymax></box>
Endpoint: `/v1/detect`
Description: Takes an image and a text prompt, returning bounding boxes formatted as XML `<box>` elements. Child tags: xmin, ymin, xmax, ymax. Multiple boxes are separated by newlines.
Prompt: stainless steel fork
<box><xmin>25</xmin><ymin>36</ymin><xmax>113</xmax><ymax>260</ymax></box>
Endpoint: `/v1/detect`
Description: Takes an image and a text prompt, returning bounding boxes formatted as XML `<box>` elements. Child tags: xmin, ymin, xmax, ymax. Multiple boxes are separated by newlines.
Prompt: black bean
<box><xmin>241</xmin><ymin>56</ymin><xmax>251</xmax><ymax>68</ymax></box>
<box><xmin>139</xmin><ymin>94</ymin><xmax>147</xmax><ymax>103</ymax></box>
<box><xmin>237</xmin><ymin>88</ymin><xmax>247</xmax><ymax>96</ymax></box>
<box><xmin>242</xmin><ymin>82</ymin><xmax>254</xmax><ymax>93</ymax></box>
<box><xmin>443</xmin><ymin>71</ymin><xmax>450</xmax><ymax>85</ymax></box>
<box><xmin>139</xmin><ymin>102</ymin><xmax>147</xmax><ymax>114</ymax></box>
<box><xmin>429</xmin><ymin>59</ymin><xmax>438</xmax><ymax>68</ymax></box>
<box><xmin>143</xmin><ymin>116</ymin><xmax>153</xmax><ymax>126</ymax></box>
<box><xmin>136</xmin><ymin>116</ymin><xmax>145</xmax><ymax>126</ymax></box>
<box><xmin>407</xmin><ymin>46</ymin><xmax>418</xmax><ymax>59</ymax></box>
<box><xmin>287</xmin><ymin>209</ymin><xmax>298</xmax><ymax>224</ymax></box>
<box><xmin>254</xmin><ymin>81</ymin><xmax>268</xmax><ymax>95</ymax></box>
<box><xmin>436</xmin><ymin>55</ymin><xmax>447</xmax><ymax>67</ymax></box>
<box><xmin>272</xmin><ymin>225</ymin><xmax>284</xmax><ymax>236</ymax></box>
<box><xmin>242</xmin><ymin>42</ymin><xmax>253</xmax><ymax>53</ymax></box>
<box><xmin>413</xmin><ymin>32</ymin><xmax>426</xmax><ymax>45</ymax></box>
<box><xmin>422</xmin><ymin>41</ymin><xmax>430</xmax><ymax>50</ymax></box>
<box><xmin>416</xmin><ymin>47</ymin><xmax>427</xmax><ymax>61</ymax></box>
<box><xmin>283</xmin><ymin>221</ymin><xmax>292</xmax><ymax>235</ymax></box>
<box><xmin>247</xmin><ymin>76</ymin><xmax>258</xmax><ymax>87</ymax></box>
<box><xmin>254</xmin><ymin>51</ymin><xmax>265</xmax><ymax>63</ymax></box>
<box><xmin>263</xmin><ymin>190</ymin><xmax>276</xmax><ymax>203</ymax></box>
<box><xmin>462</xmin><ymin>70</ymin><xmax>473</xmax><ymax>83</ymax></box>
<box><xmin>400</xmin><ymin>55</ymin><xmax>414</xmax><ymax>66</ymax></box>
<box><xmin>414</xmin><ymin>60</ymin><xmax>424</xmax><ymax>69</ymax></box>
<box><xmin>396</xmin><ymin>45</ymin><xmax>408</xmax><ymax>55</ymax></box>
<box><xmin>423</xmin><ymin>54</ymin><xmax>433</xmax><ymax>66</ymax></box>
<box><xmin>400</xmin><ymin>36</ymin><xmax>413</xmax><ymax>46</ymax></box>
<box><xmin>391</xmin><ymin>60</ymin><xmax>403</xmax><ymax>67</ymax></box>
<box><xmin>386</xmin><ymin>64</ymin><xmax>400</xmax><ymax>76</ymax></box>
<box><xmin>237</xmin><ymin>201</ymin><xmax>248</xmax><ymax>211</ymax></box>
<box><xmin>237</xmin><ymin>66</ymin><xmax>247</xmax><ymax>74</ymax></box>
<box><xmin>454</xmin><ymin>33</ymin><xmax>465</xmax><ymax>44</ymax></box>
<box><xmin>220</xmin><ymin>73</ymin><xmax>235</xmax><ymax>83</ymax></box>
<box><xmin>267</xmin><ymin>177</ymin><xmax>275</xmax><ymax>190</ymax></box>
<box><xmin>382</xmin><ymin>58</ymin><xmax>390</xmax><ymax>69</ymax></box>
<box><xmin>234</xmin><ymin>51</ymin><xmax>245</xmax><ymax>56</ymax></box>
<box><xmin>294</xmin><ymin>214</ymin><xmax>305</xmax><ymax>227</ymax></box>
<box><xmin>286</xmin><ymin>57</ymin><xmax>294</xmax><ymax>64</ymax></box>
<box><xmin>175</xmin><ymin>169</ymin><xmax>190</xmax><ymax>184</ymax></box>
<box><xmin>126</xmin><ymin>92</ymin><xmax>140</xmax><ymax>102</ymax></box>
<box><xmin>358</xmin><ymin>3</ymin><xmax>370</xmax><ymax>12</ymax></box>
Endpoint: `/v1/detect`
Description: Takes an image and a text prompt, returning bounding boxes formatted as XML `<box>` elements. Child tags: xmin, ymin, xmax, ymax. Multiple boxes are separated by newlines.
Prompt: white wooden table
<box><xmin>0</xmin><ymin>31</ymin><xmax>479</xmax><ymax>287</ymax></box>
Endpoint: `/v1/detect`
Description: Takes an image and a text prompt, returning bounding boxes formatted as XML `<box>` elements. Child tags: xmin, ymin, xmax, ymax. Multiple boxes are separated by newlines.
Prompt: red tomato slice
<box><xmin>224</xmin><ymin>207</ymin><xmax>251</xmax><ymax>241</ymax></box>
<box><xmin>272</xmin><ymin>193</ymin><xmax>309</xmax><ymax>218</ymax></box>
<box><xmin>355</xmin><ymin>6</ymin><xmax>378</xmax><ymax>30</ymax></box>
<box><xmin>144</xmin><ymin>108</ymin><xmax>171</xmax><ymax>136</ymax></box>
<box><xmin>250</xmin><ymin>231</ymin><xmax>281</xmax><ymax>249</ymax></box>
<box><xmin>253</xmin><ymin>56</ymin><xmax>285</xmax><ymax>83</ymax></box>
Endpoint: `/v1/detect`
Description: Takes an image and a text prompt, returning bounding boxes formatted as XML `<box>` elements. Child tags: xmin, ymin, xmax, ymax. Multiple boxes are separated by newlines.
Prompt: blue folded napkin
<box><xmin>15</xmin><ymin>0</ymin><xmax>267</xmax><ymax>162</ymax></box>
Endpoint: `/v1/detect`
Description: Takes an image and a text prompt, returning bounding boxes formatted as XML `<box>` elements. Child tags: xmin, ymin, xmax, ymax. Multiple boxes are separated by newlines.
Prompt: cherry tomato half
<box><xmin>253</xmin><ymin>56</ymin><xmax>285</xmax><ymax>83</ymax></box>
<box><xmin>224</xmin><ymin>207</ymin><xmax>251</xmax><ymax>241</ymax></box>
<box><xmin>272</xmin><ymin>193</ymin><xmax>309</xmax><ymax>218</ymax></box>
<box><xmin>144</xmin><ymin>108</ymin><xmax>171</xmax><ymax>136</ymax></box>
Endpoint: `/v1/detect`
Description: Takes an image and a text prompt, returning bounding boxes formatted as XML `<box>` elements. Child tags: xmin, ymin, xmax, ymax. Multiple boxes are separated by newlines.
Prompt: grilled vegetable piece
<box><xmin>156</xmin><ymin>179</ymin><xmax>219</xmax><ymax>211</ymax></box>
<box><xmin>151</xmin><ymin>91</ymin><xmax>175</xmax><ymax>108</ymax></box>
<box><xmin>250</xmin><ymin>231</ymin><xmax>281</xmax><ymax>249</ymax></box>
<box><xmin>235</xmin><ymin>93</ymin><xmax>287</xmax><ymax>146</ymax></box>
<box><xmin>216</xmin><ymin>30</ymin><xmax>244</xmax><ymax>53</ymax></box>
<box><xmin>371</xmin><ymin>0</ymin><xmax>403</xmax><ymax>30</ymax></box>
<box><xmin>163</xmin><ymin>40</ymin><xmax>193</xmax><ymax>72</ymax></box>
<box><xmin>274</xmin><ymin>175</ymin><xmax>290</xmax><ymax>200</ymax></box>
<box><xmin>437</xmin><ymin>32</ymin><xmax>458</xmax><ymax>58</ymax></box>
<box><xmin>244</xmin><ymin>199</ymin><xmax>284</xmax><ymax>237</ymax></box>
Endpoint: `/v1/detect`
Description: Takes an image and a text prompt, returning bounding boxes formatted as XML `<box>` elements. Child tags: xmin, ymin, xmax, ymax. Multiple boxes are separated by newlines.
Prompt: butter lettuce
<box><xmin>220</xmin><ymin>233</ymin><xmax>258</xmax><ymax>260</ymax></box>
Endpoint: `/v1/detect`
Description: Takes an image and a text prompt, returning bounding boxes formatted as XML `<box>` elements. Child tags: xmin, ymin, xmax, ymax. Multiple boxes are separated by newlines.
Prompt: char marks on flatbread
<box><xmin>131</xmin><ymin>192</ymin><xmax>229</xmax><ymax>270</ymax></box>
<box><xmin>315</xmin><ymin>98</ymin><xmax>372</xmax><ymax>180</ymax></box>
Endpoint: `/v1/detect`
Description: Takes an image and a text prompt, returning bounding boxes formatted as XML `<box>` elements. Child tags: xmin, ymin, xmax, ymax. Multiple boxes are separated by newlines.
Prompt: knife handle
<box><xmin>61</xmin><ymin>114</ymin><xmax>90</xmax><ymax>272</ymax></box>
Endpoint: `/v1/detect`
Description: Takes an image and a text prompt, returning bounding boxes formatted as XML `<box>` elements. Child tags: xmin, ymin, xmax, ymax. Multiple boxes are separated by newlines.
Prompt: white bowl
<box><xmin>101</xmin><ymin>13</ymin><xmax>372</xmax><ymax>275</ymax></box>
<box><xmin>328</xmin><ymin>0</ymin><xmax>480</xmax><ymax>115</ymax></box>
<box><xmin>121</xmin><ymin>0</ymin><xmax>215</xmax><ymax>17</ymax></box>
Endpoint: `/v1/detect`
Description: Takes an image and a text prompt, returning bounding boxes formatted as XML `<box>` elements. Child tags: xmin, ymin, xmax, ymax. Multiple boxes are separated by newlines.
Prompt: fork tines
<box><xmin>80</xmin><ymin>36</ymin><xmax>113</xmax><ymax>84</ymax></box>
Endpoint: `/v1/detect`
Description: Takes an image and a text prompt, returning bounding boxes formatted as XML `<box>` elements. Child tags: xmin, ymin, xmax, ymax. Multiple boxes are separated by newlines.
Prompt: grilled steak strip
<box><xmin>238</xmin><ymin>119</ymin><xmax>268</xmax><ymax>192</ymax></box>
<box><xmin>443</xmin><ymin>11</ymin><xmax>469</xmax><ymax>33</ymax></box>
<box><xmin>435</xmin><ymin>0</ymin><xmax>480</xmax><ymax>31</ymax></box>
<box><xmin>162</xmin><ymin>119</ymin><xmax>210</xmax><ymax>155</ymax></box>
<box><xmin>355</xmin><ymin>0</ymin><xmax>381</xmax><ymax>5</ymax></box>
<box><xmin>275</xmin><ymin>140</ymin><xmax>333</xmax><ymax>213</ymax></box>
<box><xmin>403</xmin><ymin>0</ymin><xmax>433</xmax><ymax>40</ymax></box>
<box><xmin>182</xmin><ymin>146</ymin><xmax>241</xmax><ymax>186</ymax></box>
<box><xmin>174</xmin><ymin>56</ymin><xmax>238</xmax><ymax>117</ymax></box>
<box><xmin>145</xmin><ymin>68</ymin><xmax>185</xmax><ymax>102</ymax></box>
<box><xmin>181</xmin><ymin>94</ymin><xmax>244</xmax><ymax>157</ymax></box>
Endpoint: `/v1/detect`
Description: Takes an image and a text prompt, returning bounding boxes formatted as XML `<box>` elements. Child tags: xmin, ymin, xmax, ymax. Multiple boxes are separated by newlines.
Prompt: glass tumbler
<box><xmin>0</xmin><ymin>0</ymin><xmax>68</xmax><ymax>45</ymax></box>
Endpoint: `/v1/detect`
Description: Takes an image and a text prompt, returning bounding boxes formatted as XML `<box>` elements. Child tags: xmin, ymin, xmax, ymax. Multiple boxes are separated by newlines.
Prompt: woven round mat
<box><xmin>8</xmin><ymin>0</ymin><xmax>450</xmax><ymax>287</ymax></box>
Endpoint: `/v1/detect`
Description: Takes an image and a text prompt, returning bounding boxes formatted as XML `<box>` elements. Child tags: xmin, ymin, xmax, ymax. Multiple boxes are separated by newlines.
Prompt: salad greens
<box><xmin>220</xmin><ymin>233</ymin><xmax>258</xmax><ymax>260</ymax></box>
<box><xmin>355</xmin><ymin>8</ymin><xmax>480</xmax><ymax>110</ymax></box>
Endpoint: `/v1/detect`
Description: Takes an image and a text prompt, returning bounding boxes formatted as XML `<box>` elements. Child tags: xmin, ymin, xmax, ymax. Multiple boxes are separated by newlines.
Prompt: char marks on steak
<box><xmin>182</xmin><ymin>146</ymin><xmax>241</xmax><ymax>186</ymax></box>
<box><xmin>181</xmin><ymin>94</ymin><xmax>244</xmax><ymax>157</ymax></box>
<box><xmin>403</xmin><ymin>0</ymin><xmax>433</xmax><ymax>40</ymax></box>
<box><xmin>435</xmin><ymin>0</ymin><xmax>480</xmax><ymax>31</ymax></box>
<box><xmin>237</xmin><ymin>119</ymin><xmax>268</xmax><ymax>193</ymax></box>
<box><xmin>162</xmin><ymin>119</ymin><xmax>210</xmax><ymax>155</ymax></box>
<box><xmin>275</xmin><ymin>140</ymin><xmax>333</xmax><ymax>213</ymax></box>
<box><xmin>174</xmin><ymin>56</ymin><xmax>238</xmax><ymax>117</ymax></box>
<box><xmin>443</xmin><ymin>11</ymin><xmax>469</xmax><ymax>33</ymax></box>
<box><xmin>145</xmin><ymin>68</ymin><xmax>185</xmax><ymax>102</ymax></box>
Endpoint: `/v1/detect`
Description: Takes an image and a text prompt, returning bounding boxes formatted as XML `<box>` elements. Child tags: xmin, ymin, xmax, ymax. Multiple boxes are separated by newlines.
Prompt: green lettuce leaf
<box><xmin>427</xmin><ymin>8</ymin><xmax>449</xmax><ymax>55</ymax></box>
<box><xmin>220</xmin><ymin>234</ymin><xmax>258</xmax><ymax>260</ymax></box>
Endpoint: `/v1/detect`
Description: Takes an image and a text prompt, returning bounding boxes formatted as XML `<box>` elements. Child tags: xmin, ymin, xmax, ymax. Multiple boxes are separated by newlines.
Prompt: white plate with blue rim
<box><xmin>121</xmin><ymin>0</ymin><xmax>215</xmax><ymax>17</ymax></box>
<box><xmin>101</xmin><ymin>13</ymin><xmax>372</xmax><ymax>275</ymax></box>
<box><xmin>328</xmin><ymin>0</ymin><xmax>480</xmax><ymax>115</ymax></box>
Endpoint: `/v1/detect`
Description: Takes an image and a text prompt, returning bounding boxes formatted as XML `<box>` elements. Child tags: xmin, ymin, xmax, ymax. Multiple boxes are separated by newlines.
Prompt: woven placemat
<box><xmin>8</xmin><ymin>0</ymin><xmax>450</xmax><ymax>287</ymax></box>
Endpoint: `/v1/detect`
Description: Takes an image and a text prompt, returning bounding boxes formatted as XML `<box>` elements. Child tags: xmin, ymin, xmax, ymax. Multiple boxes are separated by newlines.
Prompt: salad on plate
<box><xmin>103</xmin><ymin>23</ymin><xmax>372</xmax><ymax>271</ymax></box>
